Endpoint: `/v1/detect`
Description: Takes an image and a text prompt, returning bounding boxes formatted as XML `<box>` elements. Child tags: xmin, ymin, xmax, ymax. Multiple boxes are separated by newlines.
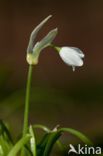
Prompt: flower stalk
<box><xmin>23</xmin><ymin>64</ymin><xmax>33</xmax><ymax>137</ymax></box>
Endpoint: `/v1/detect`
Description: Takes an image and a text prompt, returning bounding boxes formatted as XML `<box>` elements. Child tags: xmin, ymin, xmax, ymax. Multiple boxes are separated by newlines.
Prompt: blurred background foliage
<box><xmin>0</xmin><ymin>0</ymin><xmax>103</xmax><ymax>150</ymax></box>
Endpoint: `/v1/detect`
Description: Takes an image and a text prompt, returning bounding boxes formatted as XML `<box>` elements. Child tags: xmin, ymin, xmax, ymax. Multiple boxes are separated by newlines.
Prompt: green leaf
<box><xmin>0</xmin><ymin>120</ymin><xmax>13</xmax><ymax>155</ymax></box>
<box><xmin>0</xmin><ymin>136</ymin><xmax>10</xmax><ymax>155</ymax></box>
<box><xmin>33</xmin><ymin>124</ymin><xmax>50</xmax><ymax>133</ymax></box>
<box><xmin>0</xmin><ymin>145</ymin><xmax>3</xmax><ymax>156</ymax></box>
<box><xmin>59</xmin><ymin>127</ymin><xmax>93</xmax><ymax>145</ymax></box>
<box><xmin>33</xmin><ymin>124</ymin><xmax>53</xmax><ymax>155</ymax></box>
<box><xmin>7</xmin><ymin>134</ymin><xmax>31</xmax><ymax>156</ymax></box>
<box><xmin>29</xmin><ymin>126</ymin><xmax>36</xmax><ymax>156</ymax></box>
<box><xmin>0</xmin><ymin>120</ymin><xmax>13</xmax><ymax>144</ymax></box>
<box><xmin>38</xmin><ymin>127</ymin><xmax>93</xmax><ymax>156</ymax></box>
<box><xmin>33</xmin><ymin>124</ymin><xmax>65</xmax><ymax>154</ymax></box>
<box><xmin>42</xmin><ymin>131</ymin><xmax>62</xmax><ymax>156</ymax></box>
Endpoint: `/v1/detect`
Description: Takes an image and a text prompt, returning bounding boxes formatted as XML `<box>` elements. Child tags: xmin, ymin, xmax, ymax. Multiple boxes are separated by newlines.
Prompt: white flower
<box><xmin>59</xmin><ymin>47</ymin><xmax>84</xmax><ymax>71</ymax></box>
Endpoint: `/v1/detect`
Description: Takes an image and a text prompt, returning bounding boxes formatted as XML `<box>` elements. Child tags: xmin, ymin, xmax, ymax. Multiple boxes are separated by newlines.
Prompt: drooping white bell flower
<box><xmin>59</xmin><ymin>47</ymin><xmax>84</xmax><ymax>71</ymax></box>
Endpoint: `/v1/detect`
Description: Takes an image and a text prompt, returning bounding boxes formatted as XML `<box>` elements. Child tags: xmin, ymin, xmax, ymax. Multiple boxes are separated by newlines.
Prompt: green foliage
<box><xmin>8</xmin><ymin>135</ymin><xmax>31</xmax><ymax>156</ymax></box>
<box><xmin>0</xmin><ymin>121</ymin><xmax>13</xmax><ymax>156</ymax></box>
<box><xmin>0</xmin><ymin>121</ymin><xmax>93</xmax><ymax>156</ymax></box>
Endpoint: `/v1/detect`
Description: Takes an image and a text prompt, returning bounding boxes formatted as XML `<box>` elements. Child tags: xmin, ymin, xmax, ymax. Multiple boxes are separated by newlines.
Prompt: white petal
<box><xmin>70</xmin><ymin>47</ymin><xmax>85</xmax><ymax>58</ymax></box>
<box><xmin>59</xmin><ymin>47</ymin><xmax>84</xmax><ymax>67</ymax></box>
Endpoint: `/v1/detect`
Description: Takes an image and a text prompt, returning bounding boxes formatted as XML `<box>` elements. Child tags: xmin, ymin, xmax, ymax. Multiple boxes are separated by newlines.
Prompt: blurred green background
<box><xmin>0</xmin><ymin>0</ymin><xmax>103</xmax><ymax>147</ymax></box>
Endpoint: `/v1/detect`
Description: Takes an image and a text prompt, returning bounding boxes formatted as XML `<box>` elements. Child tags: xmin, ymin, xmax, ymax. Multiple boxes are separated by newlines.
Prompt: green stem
<box><xmin>21</xmin><ymin>65</ymin><xmax>33</xmax><ymax>156</ymax></box>
<box><xmin>23</xmin><ymin>64</ymin><xmax>33</xmax><ymax>136</ymax></box>
<box><xmin>50</xmin><ymin>44</ymin><xmax>61</xmax><ymax>52</ymax></box>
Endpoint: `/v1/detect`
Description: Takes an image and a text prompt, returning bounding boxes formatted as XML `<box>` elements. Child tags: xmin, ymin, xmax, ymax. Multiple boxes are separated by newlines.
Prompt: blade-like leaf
<box><xmin>43</xmin><ymin>131</ymin><xmax>62</xmax><ymax>156</ymax></box>
<box><xmin>0</xmin><ymin>136</ymin><xmax>11</xmax><ymax>155</ymax></box>
<box><xmin>7</xmin><ymin>135</ymin><xmax>31</xmax><ymax>156</ymax></box>
<box><xmin>0</xmin><ymin>120</ymin><xmax>13</xmax><ymax>155</ymax></box>
<box><xmin>33</xmin><ymin>124</ymin><xmax>54</xmax><ymax>155</ymax></box>
<box><xmin>41</xmin><ymin>127</ymin><xmax>93</xmax><ymax>156</ymax></box>
<box><xmin>0</xmin><ymin>120</ymin><xmax>13</xmax><ymax>144</ymax></box>
<box><xmin>0</xmin><ymin>145</ymin><xmax>3</xmax><ymax>156</ymax></box>
<box><xmin>59</xmin><ymin>128</ymin><xmax>93</xmax><ymax>145</ymax></box>
<box><xmin>37</xmin><ymin>133</ymin><xmax>50</xmax><ymax>156</ymax></box>
<box><xmin>29</xmin><ymin>126</ymin><xmax>36</xmax><ymax>156</ymax></box>
<box><xmin>33</xmin><ymin>124</ymin><xmax>65</xmax><ymax>154</ymax></box>
<box><xmin>33</xmin><ymin>124</ymin><xmax>50</xmax><ymax>133</ymax></box>
<box><xmin>27</xmin><ymin>15</ymin><xmax>52</xmax><ymax>53</ymax></box>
